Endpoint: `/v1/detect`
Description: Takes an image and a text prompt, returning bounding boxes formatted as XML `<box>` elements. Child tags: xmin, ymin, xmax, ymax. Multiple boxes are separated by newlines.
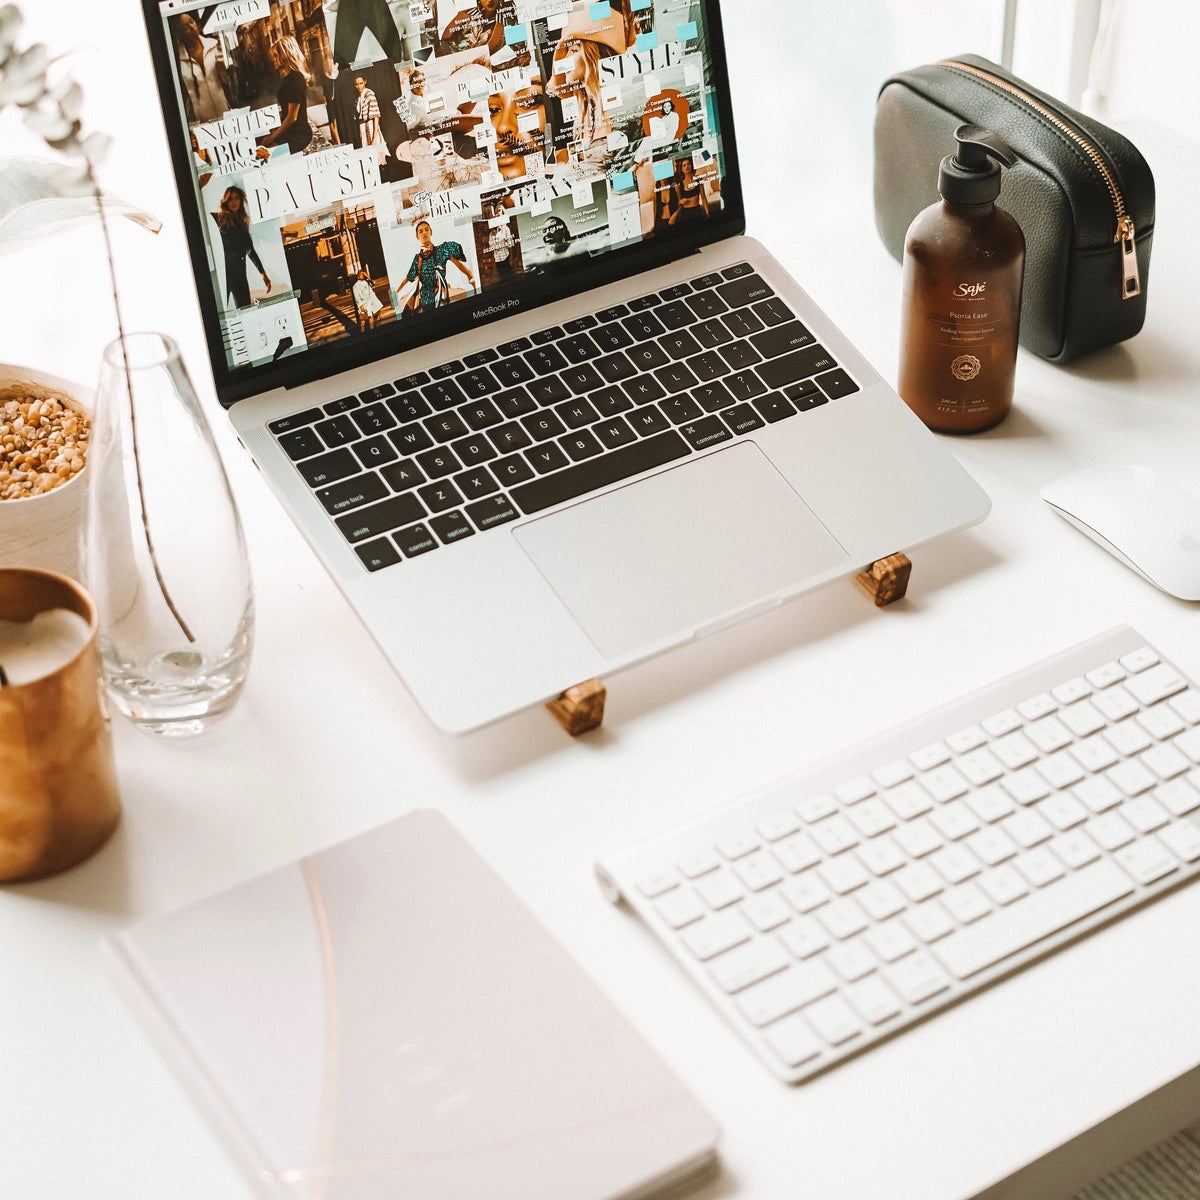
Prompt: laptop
<box><xmin>142</xmin><ymin>0</ymin><xmax>989</xmax><ymax>732</ymax></box>
<box><xmin>106</xmin><ymin>808</ymin><xmax>720</xmax><ymax>1199</ymax></box>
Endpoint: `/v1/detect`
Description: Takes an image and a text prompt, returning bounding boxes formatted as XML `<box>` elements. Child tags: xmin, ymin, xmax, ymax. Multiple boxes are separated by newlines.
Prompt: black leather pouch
<box><xmin>874</xmin><ymin>54</ymin><xmax>1154</xmax><ymax>363</ymax></box>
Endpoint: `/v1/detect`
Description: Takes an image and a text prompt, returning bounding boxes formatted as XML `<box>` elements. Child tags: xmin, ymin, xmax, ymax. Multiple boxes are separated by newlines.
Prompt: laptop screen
<box><xmin>144</xmin><ymin>0</ymin><xmax>741</xmax><ymax>400</ymax></box>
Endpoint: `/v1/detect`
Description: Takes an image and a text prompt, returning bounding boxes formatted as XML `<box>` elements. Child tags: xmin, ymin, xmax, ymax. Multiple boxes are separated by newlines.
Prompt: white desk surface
<box><xmin>3</xmin><ymin>6</ymin><xmax>1199</xmax><ymax>1199</ymax></box>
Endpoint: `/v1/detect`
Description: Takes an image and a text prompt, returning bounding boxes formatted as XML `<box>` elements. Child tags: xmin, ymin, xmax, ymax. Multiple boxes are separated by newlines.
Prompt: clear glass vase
<box><xmin>83</xmin><ymin>332</ymin><xmax>253</xmax><ymax>736</ymax></box>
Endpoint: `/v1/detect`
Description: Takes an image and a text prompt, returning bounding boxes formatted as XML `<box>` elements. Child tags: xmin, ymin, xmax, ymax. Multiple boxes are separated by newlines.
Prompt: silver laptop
<box><xmin>143</xmin><ymin>0</ymin><xmax>989</xmax><ymax>731</ymax></box>
<box><xmin>107</xmin><ymin>808</ymin><xmax>720</xmax><ymax>1199</ymax></box>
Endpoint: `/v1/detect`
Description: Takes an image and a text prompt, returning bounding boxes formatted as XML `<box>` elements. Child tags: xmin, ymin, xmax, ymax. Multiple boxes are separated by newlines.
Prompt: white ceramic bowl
<box><xmin>0</xmin><ymin>364</ymin><xmax>92</xmax><ymax>582</ymax></box>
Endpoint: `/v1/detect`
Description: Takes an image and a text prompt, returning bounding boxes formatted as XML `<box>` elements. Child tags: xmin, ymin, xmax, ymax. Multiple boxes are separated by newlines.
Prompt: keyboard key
<box><xmin>417</xmin><ymin>480</ymin><xmax>465</xmax><ymax>513</ymax></box>
<box><xmin>656</xmin><ymin>300</ymin><xmax>694</xmax><ymax>330</ymax></box>
<box><xmin>458</xmin><ymin>367</ymin><xmax>500</xmax><ymax>400</ymax></box>
<box><xmin>752</xmin><ymin>296</ymin><xmax>792</xmax><ymax>326</ymax></box>
<box><xmin>335</xmin><ymin>493</ymin><xmax>425</xmax><ymax>543</ymax></box>
<box><xmin>390</xmin><ymin>422</ymin><xmax>434</xmax><ymax>455</ymax></box>
<box><xmin>561</xmin><ymin>363</ymin><xmax>605</xmax><ymax>393</ymax></box>
<box><xmin>380</xmin><ymin>458</ymin><xmax>425</xmax><ymax>493</ymax></box>
<box><xmin>429</xmin><ymin>510</ymin><xmax>474</xmax><ymax>545</ymax></box>
<box><xmin>492</xmin><ymin>356</ymin><xmax>535</xmax><ymax>386</ymax></box>
<box><xmin>655</xmin><ymin>889</ymin><xmax>705</xmax><ymax>930</ymax></box>
<box><xmin>394</xmin><ymin>522</ymin><xmax>437</xmax><ymax>558</ymax></box>
<box><xmin>316</xmin><ymin>468</ymin><xmax>390</xmax><ymax>516</ymax></box>
<box><xmin>388</xmin><ymin>393</ymin><xmax>431</xmax><ymax>423</ymax></box>
<box><xmin>686</xmin><ymin>290</ymin><xmax>729</xmax><ymax>320</ymax></box>
<box><xmin>421</xmin><ymin>381</ymin><xmax>466</xmax><ymax>412</ymax></box>
<box><xmin>718</xmin><ymin>274</ymin><xmax>775</xmax><ymax>308</ymax></box>
<box><xmin>461</xmin><ymin>399</ymin><xmax>503</xmax><ymax>430</ymax></box>
<box><xmin>817</xmin><ymin>368</ymin><xmax>859</xmax><ymax>399</ymax></box>
<box><xmin>525</xmin><ymin>443</ymin><xmax>570</xmax><ymax>474</ymax></box>
<box><xmin>495</xmin><ymin>387</ymin><xmax>536</xmax><ymax>419</ymax></box>
<box><xmin>450</xmin><ymin>435</ymin><xmax>496</xmax><ymax>468</ymax></box>
<box><xmin>360</xmin><ymin>382</ymin><xmax>396</xmax><ymax>402</ymax></box>
<box><xmin>455</xmin><ymin>467</ymin><xmax>500</xmax><ymax>501</ymax></box>
<box><xmin>708</xmin><ymin>939</ymin><xmax>790</xmax><ymax>994</ymax></box>
<box><xmin>269</xmin><ymin>407</ymin><xmax>322</xmax><ymax>434</ymax></box>
<box><xmin>724</xmin><ymin>308</ymin><xmax>766</xmax><ymax>340</ymax></box>
<box><xmin>415</xmin><ymin>447</ymin><xmax>462</xmax><ymax>479</ymax></box>
<box><xmin>751</xmin><ymin>322</ymin><xmax>816</xmax><ymax>361</ymax></box>
<box><xmin>523</xmin><ymin>411</ymin><xmax>567</xmax><ymax>441</ymax></box>
<box><xmin>352</xmin><ymin>435</ymin><xmax>397</xmax><ymax>469</ymax></box>
<box><xmin>621</xmin><ymin>311</ymin><xmax>667</xmax><ymax>341</ymax></box>
<box><xmin>940</xmin><ymin>861</ymin><xmax>1134</xmax><ymax>978</ymax></box>
<box><xmin>595</xmin><ymin>352</ymin><xmax>637</xmax><ymax>384</ymax></box>
<box><xmin>761</xmin><ymin>1014</ymin><xmax>824</xmax><ymax>1067</ymax></box>
<box><xmin>492</xmin><ymin>454</ymin><xmax>535</xmax><ymax>486</ymax></box>
<box><xmin>354</xmin><ymin>537</ymin><xmax>400</xmax><ymax>572</ymax></box>
<box><xmin>465</xmin><ymin>495</ymin><xmax>519</xmax><ymax>531</ymax></box>
<box><xmin>316</xmin><ymin>415</ymin><xmax>358</xmax><ymax>447</ymax></box>
<box><xmin>803</xmin><ymin>994</ymin><xmax>862</xmax><ymax>1046</ymax></box>
<box><xmin>778</xmin><ymin>917</ymin><xmax>829</xmax><ymax>959</ymax></box>
<box><xmin>680</xmin><ymin>417</ymin><xmax>733</xmax><ymax>451</ymax></box>
<box><xmin>680</xmin><ymin>911</ymin><xmax>752</xmax><ymax>961</ymax></box>
<box><xmin>555</xmin><ymin>398</ymin><xmax>600</xmax><ymax>429</ymax></box>
<box><xmin>279</xmin><ymin>427</ymin><xmax>323</xmax><ymax>460</ymax></box>
<box><xmin>559</xmin><ymin>332</ymin><xmax>599</xmax><ymax>364</ymax></box>
<box><xmin>742</xmin><ymin>891</ymin><xmax>792</xmax><ymax>932</ymax></box>
<box><xmin>883</xmin><ymin>952</ymin><xmax>950</xmax><ymax>1004</ymax></box>
<box><xmin>526</xmin><ymin>345</ymin><xmax>568</xmax><ymax>375</ymax></box>
<box><xmin>590</xmin><ymin>386</ymin><xmax>633</xmax><ymax>418</ymax></box>
<box><xmin>751</xmin><ymin>393</ymin><xmax>795</xmax><ymax>424</ymax></box>
<box><xmin>559</xmin><ymin>430</ymin><xmax>604</xmax><ymax>462</ymax></box>
<box><xmin>528</xmin><ymin>376</ymin><xmax>571</xmax><ymax>407</ymax></box>
<box><xmin>1120</xmin><ymin>647</ymin><xmax>1159</xmax><ymax>673</ymax></box>
<box><xmin>594</xmin><ymin>417</ymin><xmax>638</xmax><ymax>450</ymax></box>
<box><xmin>1159</xmin><ymin>820</ymin><xmax>1200</xmax><ymax>863</ymax></box>
<box><xmin>1126</xmin><ymin>664</ymin><xmax>1188</xmax><ymax>706</ymax></box>
<box><xmin>462</xmin><ymin>349</ymin><xmax>497</xmax><ymax>368</ymax></box>
<box><xmin>845</xmin><ymin>974</ymin><xmax>904</xmax><ymax>1025</ymax></box>
<box><xmin>1115</xmin><ymin>840</ymin><xmax>1178</xmax><ymax>885</ymax></box>
<box><xmin>512</xmin><ymin>430</ymin><xmax>690</xmax><ymax>514</ymax></box>
<box><xmin>489</xmin><ymin>422</ymin><xmax>533</xmax><ymax>454</ymax></box>
<box><xmin>297</xmin><ymin>447</ymin><xmax>359</xmax><ymax>487</ymax></box>
<box><xmin>627</xmin><ymin>343</ymin><xmax>671</xmax><ymax>374</ymax></box>
<box><xmin>427</xmin><ymin>361</ymin><xmax>461</xmax><ymax>381</ymax></box>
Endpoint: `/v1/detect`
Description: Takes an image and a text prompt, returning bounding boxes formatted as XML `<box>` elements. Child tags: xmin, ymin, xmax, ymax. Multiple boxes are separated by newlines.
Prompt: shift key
<box><xmin>335</xmin><ymin>493</ymin><xmax>425</xmax><ymax>543</ymax></box>
<box><xmin>758</xmin><ymin>344</ymin><xmax>839</xmax><ymax>391</ymax></box>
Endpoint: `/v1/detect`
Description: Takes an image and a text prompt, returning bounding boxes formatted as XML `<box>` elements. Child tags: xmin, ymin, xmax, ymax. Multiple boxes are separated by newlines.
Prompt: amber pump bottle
<box><xmin>898</xmin><ymin>124</ymin><xmax>1026</xmax><ymax>433</ymax></box>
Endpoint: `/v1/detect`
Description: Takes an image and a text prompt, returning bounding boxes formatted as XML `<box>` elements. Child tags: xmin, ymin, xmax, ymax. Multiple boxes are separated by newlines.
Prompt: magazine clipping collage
<box><xmin>168</xmin><ymin>0</ymin><xmax>723</xmax><ymax>370</ymax></box>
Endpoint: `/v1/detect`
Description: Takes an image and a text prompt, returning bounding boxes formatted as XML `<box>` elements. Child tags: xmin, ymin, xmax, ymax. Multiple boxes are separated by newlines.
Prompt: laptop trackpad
<box><xmin>513</xmin><ymin>443</ymin><xmax>849</xmax><ymax>658</ymax></box>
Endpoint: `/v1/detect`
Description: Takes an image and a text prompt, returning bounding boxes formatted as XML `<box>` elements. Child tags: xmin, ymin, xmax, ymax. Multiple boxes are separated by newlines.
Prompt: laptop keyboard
<box><xmin>268</xmin><ymin>263</ymin><xmax>860</xmax><ymax>572</ymax></box>
<box><xmin>596</xmin><ymin>626</ymin><xmax>1200</xmax><ymax>1083</ymax></box>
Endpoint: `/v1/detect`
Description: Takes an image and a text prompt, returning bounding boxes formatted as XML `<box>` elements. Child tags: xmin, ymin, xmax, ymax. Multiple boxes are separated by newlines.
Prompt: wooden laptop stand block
<box><xmin>546</xmin><ymin>679</ymin><xmax>607</xmax><ymax>736</ymax></box>
<box><xmin>855</xmin><ymin>553</ymin><xmax>912</xmax><ymax>606</ymax></box>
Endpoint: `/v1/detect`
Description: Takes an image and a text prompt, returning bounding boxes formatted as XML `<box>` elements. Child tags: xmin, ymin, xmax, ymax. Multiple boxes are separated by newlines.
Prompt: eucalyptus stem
<box><xmin>87</xmin><ymin>159</ymin><xmax>196</xmax><ymax>645</ymax></box>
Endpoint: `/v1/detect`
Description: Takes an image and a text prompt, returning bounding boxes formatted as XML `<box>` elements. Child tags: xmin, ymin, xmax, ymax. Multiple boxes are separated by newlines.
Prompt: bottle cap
<box><xmin>938</xmin><ymin>124</ymin><xmax>1018</xmax><ymax>205</ymax></box>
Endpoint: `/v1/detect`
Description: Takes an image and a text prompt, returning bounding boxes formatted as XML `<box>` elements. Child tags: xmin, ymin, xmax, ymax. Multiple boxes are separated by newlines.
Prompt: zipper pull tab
<box><xmin>1115</xmin><ymin>216</ymin><xmax>1140</xmax><ymax>300</ymax></box>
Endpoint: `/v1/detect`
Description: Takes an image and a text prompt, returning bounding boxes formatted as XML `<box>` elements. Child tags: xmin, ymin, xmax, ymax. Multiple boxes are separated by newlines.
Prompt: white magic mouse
<box><xmin>1041</xmin><ymin>463</ymin><xmax>1200</xmax><ymax>601</ymax></box>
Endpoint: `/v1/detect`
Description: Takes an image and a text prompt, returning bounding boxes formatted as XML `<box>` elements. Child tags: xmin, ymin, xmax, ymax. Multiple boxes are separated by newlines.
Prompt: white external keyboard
<box><xmin>596</xmin><ymin>626</ymin><xmax>1200</xmax><ymax>1083</ymax></box>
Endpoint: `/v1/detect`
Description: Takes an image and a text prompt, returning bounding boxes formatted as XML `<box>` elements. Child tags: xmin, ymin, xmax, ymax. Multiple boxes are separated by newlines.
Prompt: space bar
<box><xmin>511</xmin><ymin>431</ymin><xmax>691</xmax><ymax>514</ymax></box>
<box><xmin>929</xmin><ymin>860</ymin><xmax>1135</xmax><ymax>980</ymax></box>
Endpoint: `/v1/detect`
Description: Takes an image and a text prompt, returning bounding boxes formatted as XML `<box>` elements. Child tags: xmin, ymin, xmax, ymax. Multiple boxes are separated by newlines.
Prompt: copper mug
<box><xmin>0</xmin><ymin>568</ymin><xmax>121</xmax><ymax>882</ymax></box>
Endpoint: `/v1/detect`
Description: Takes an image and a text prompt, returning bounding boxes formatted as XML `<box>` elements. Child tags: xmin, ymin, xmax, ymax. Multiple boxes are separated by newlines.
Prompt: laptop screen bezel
<box><xmin>140</xmin><ymin>0</ymin><xmax>747</xmax><ymax>409</ymax></box>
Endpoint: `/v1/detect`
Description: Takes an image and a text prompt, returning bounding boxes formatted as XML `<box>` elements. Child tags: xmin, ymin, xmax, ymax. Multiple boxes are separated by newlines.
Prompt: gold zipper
<box><xmin>938</xmin><ymin>59</ymin><xmax>1141</xmax><ymax>300</ymax></box>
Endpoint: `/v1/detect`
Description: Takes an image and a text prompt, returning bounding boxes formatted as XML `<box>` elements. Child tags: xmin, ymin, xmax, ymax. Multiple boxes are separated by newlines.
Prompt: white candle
<box><xmin>0</xmin><ymin>608</ymin><xmax>91</xmax><ymax>686</ymax></box>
